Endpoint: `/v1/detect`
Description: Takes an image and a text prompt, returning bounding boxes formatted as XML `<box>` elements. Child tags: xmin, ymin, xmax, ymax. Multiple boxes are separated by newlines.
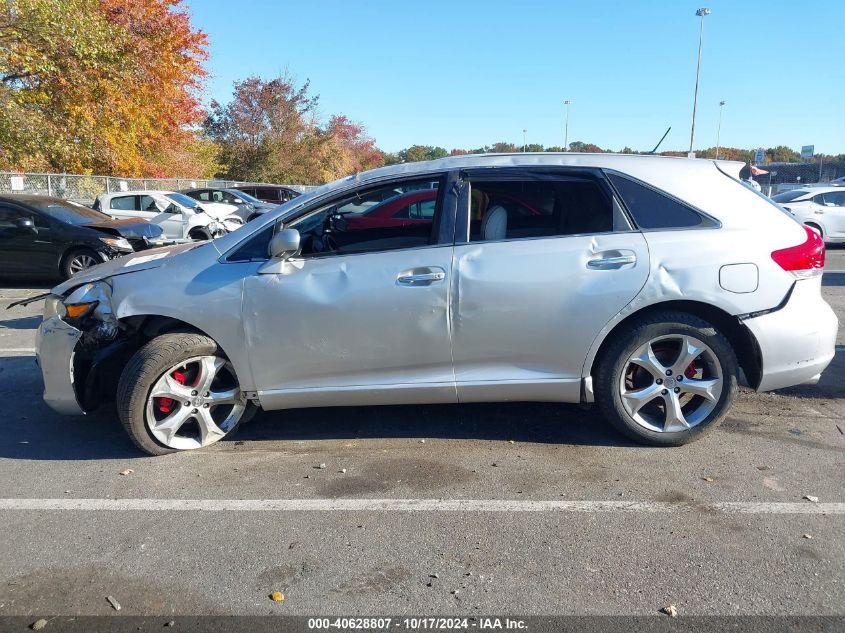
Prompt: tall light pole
<box><xmin>715</xmin><ymin>100</ymin><xmax>725</xmax><ymax>159</ymax></box>
<box><xmin>688</xmin><ymin>7</ymin><xmax>711</xmax><ymax>157</ymax></box>
<box><xmin>563</xmin><ymin>100</ymin><xmax>571</xmax><ymax>151</ymax></box>
<box><xmin>523</xmin><ymin>129</ymin><xmax>527</xmax><ymax>152</ymax></box>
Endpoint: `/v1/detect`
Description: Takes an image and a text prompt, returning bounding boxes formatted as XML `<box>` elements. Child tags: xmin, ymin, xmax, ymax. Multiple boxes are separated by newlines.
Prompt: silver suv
<box><xmin>36</xmin><ymin>154</ymin><xmax>837</xmax><ymax>455</ymax></box>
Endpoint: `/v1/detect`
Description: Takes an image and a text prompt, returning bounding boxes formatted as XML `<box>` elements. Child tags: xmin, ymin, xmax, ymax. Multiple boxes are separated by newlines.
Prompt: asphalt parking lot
<box><xmin>0</xmin><ymin>249</ymin><xmax>842</xmax><ymax>618</ymax></box>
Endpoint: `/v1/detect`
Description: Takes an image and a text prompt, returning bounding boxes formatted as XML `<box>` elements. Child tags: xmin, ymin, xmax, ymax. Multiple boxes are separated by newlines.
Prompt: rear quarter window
<box><xmin>607</xmin><ymin>172</ymin><xmax>712</xmax><ymax>229</ymax></box>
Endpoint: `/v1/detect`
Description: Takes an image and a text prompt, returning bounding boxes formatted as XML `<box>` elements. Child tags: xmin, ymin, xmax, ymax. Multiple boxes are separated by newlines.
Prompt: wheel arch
<box><xmin>78</xmin><ymin>314</ymin><xmax>243</xmax><ymax>411</ymax></box>
<box><xmin>585</xmin><ymin>300</ymin><xmax>761</xmax><ymax>390</ymax></box>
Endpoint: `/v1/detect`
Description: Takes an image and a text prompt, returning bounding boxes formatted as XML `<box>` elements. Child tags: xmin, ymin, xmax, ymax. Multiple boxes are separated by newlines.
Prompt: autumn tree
<box><xmin>0</xmin><ymin>0</ymin><xmax>209</xmax><ymax>176</ymax></box>
<box><xmin>206</xmin><ymin>75</ymin><xmax>382</xmax><ymax>184</ymax></box>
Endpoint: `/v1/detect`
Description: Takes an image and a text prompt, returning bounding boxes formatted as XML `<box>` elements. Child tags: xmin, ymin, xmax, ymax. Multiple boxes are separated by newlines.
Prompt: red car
<box><xmin>344</xmin><ymin>189</ymin><xmax>437</xmax><ymax>231</ymax></box>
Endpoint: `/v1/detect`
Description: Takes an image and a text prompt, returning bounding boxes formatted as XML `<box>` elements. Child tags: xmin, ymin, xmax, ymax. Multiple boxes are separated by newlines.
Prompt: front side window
<box><xmin>468</xmin><ymin>177</ymin><xmax>613</xmax><ymax>242</ymax></box>
<box><xmin>285</xmin><ymin>178</ymin><xmax>444</xmax><ymax>257</ymax></box>
<box><xmin>607</xmin><ymin>172</ymin><xmax>711</xmax><ymax>229</ymax></box>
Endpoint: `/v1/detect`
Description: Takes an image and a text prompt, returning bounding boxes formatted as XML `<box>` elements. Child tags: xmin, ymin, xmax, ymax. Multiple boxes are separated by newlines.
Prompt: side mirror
<box><xmin>15</xmin><ymin>217</ymin><xmax>37</xmax><ymax>233</ymax></box>
<box><xmin>267</xmin><ymin>228</ymin><xmax>300</xmax><ymax>260</ymax></box>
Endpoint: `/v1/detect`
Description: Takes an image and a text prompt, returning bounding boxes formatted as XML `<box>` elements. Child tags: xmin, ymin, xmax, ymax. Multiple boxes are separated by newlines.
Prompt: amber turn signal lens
<box><xmin>65</xmin><ymin>302</ymin><xmax>95</xmax><ymax>318</ymax></box>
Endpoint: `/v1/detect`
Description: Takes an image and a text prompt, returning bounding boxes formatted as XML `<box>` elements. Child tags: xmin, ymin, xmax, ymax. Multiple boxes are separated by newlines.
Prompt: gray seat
<box><xmin>481</xmin><ymin>205</ymin><xmax>507</xmax><ymax>241</ymax></box>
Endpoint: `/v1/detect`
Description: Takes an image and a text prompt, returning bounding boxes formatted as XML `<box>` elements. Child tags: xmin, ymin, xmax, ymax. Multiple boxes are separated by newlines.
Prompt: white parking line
<box><xmin>0</xmin><ymin>498</ymin><xmax>842</xmax><ymax>514</ymax></box>
<box><xmin>0</xmin><ymin>348</ymin><xmax>35</xmax><ymax>354</ymax></box>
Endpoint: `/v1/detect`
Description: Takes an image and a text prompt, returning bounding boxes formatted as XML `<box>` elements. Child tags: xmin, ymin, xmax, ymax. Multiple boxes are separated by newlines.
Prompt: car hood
<box><xmin>51</xmin><ymin>241</ymin><xmax>205</xmax><ymax>296</ymax></box>
<box><xmin>197</xmin><ymin>202</ymin><xmax>239</xmax><ymax>219</ymax></box>
<box><xmin>82</xmin><ymin>218</ymin><xmax>164</xmax><ymax>240</ymax></box>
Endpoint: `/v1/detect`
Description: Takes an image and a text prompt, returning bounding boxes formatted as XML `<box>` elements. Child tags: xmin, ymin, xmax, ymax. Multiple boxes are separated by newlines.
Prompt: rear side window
<box><xmin>608</xmin><ymin>173</ymin><xmax>710</xmax><ymax>229</ymax></box>
<box><xmin>109</xmin><ymin>195</ymin><xmax>138</xmax><ymax>211</ymax></box>
<box><xmin>468</xmin><ymin>178</ymin><xmax>614</xmax><ymax>242</ymax></box>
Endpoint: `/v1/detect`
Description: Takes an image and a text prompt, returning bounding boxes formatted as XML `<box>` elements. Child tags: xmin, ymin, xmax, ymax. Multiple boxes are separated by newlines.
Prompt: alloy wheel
<box><xmin>619</xmin><ymin>335</ymin><xmax>723</xmax><ymax>433</ymax></box>
<box><xmin>68</xmin><ymin>253</ymin><xmax>99</xmax><ymax>274</ymax></box>
<box><xmin>145</xmin><ymin>355</ymin><xmax>245</xmax><ymax>450</ymax></box>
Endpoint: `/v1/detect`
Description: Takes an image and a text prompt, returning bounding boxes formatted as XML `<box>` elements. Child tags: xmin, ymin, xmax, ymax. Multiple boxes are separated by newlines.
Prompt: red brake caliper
<box><xmin>157</xmin><ymin>369</ymin><xmax>187</xmax><ymax>414</ymax></box>
<box><xmin>684</xmin><ymin>363</ymin><xmax>697</xmax><ymax>379</ymax></box>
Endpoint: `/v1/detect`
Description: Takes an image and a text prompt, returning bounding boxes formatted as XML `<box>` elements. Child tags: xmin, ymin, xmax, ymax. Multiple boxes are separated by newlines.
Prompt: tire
<box><xmin>116</xmin><ymin>333</ymin><xmax>253</xmax><ymax>456</ymax></box>
<box><xmin>594</xmin><ymin>311</ymin><xmax>738</xmax><ymax>446</ymax></box>
<box><xmin>61</xmin><ymin>247</ymin><xmax>101</xmax><ymax>279</ymax></box>
<box><xmin>188</xmin><ymin>228</ymin><xmax>212</xmax><ymax>241</ymax></box>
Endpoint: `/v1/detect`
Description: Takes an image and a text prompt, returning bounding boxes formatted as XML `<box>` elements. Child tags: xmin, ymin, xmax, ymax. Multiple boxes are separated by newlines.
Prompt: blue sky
<box><xmin>189</xmin><ymin>0</ymin><xmax>844</xmax><ymax>154</ymax></box>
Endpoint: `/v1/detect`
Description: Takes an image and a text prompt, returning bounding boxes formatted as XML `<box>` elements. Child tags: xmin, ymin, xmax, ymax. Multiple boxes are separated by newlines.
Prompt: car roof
<box><xmin>0</xmin><ymin>193</ymin><xmax>70</xmax><ymax>206</ymax></box>
<box><xmin>787</xmin><ymin>186</ymin><xmax>843</xmax><ymax>195</ymax></box>
<box><xmin>305</xmin><ymin>153</ymin><xmax>743</xmax><ymax>197</ymax></box>
<box><xmin>101</xmin><ymin>190</ymin><xmax>174</xmax><ymax>197</ymax></box>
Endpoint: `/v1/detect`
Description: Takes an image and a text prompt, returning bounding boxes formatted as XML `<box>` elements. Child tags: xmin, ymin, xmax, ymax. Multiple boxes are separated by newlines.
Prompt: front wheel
<box><xmin>595</xmin><ymin>312</ymin><xmax>738</xmax><ymax>446</ymax></box>
<box><xmin>116</xmin><ymin>333</ymin><xmax>252</xmax><ymax>455</ymax></box>
<box><xmin>61</xmin><ymin>248</ymin><xmax>101</xmax><ymax>279</ymax></box>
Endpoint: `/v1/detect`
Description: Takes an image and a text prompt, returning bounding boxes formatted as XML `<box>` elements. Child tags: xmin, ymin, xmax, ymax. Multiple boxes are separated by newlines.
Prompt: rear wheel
<box><xmin>595</xmin><ymin>312</ymin><xmax>738</xmax><ymax>446</ymax></box>
<box><xmin>61</xmin><ymin>248</ymin><xmax>101</xmax><ymax>279</ymax></box>
<box><xmin>116</xmin><ymin>333</ymin><xmax>252</xmax><ymax>455</ymax></box>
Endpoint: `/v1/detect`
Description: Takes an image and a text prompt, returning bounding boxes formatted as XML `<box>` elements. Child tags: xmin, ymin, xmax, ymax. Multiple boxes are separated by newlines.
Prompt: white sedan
<box><xmin>773</xmin><ymin>187</ymin><xmax>845</xmax><ymax>244</ymax></box>
<box><xmin>94</xmin><ymin>191</ymin><xmax>243</xmax><ymax>241</ymax></box>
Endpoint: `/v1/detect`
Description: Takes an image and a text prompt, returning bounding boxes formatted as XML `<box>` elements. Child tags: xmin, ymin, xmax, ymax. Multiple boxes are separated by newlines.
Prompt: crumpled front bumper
<box><xmin>35</xmin><ymin>315</ymin><xmax>85</xmax><ymax>416</ymax></box>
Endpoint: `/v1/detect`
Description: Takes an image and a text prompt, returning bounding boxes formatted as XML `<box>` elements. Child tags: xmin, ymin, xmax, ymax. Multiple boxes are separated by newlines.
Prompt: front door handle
<box><xmin>397</xmin><ymin>268</ymin><xmax>446</xmax><ymax>285</ymax></box>
<box><xmin>587</xmin><ymin>252</ymin><xmax>637</xmax><ymax>270</ymax></box>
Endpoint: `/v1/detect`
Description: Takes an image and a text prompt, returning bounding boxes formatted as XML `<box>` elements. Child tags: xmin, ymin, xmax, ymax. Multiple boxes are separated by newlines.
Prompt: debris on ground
<box><xmin>119</xmin><ymin>469</ymin><xmax>133</xmax><ymax>476</ymax></box>
<box><xmin>803</xmin><ymin>495</ymin><xmax>819</xmax><ymax>503</ymax></box>
<box><xmin>165</xmin><ymin>621</ymin><xmax>175</xmax><ymax>627</ymax></box>
<box><xmin>30</xmin><ymin>619</ymin><xmax>48</xmax><ymax>630</ymax></box>
<box><xmin>660</xmin><ymin>605</ymin><xmax>678</xmax><ymax>618</ymax></box>
<box><xmin>702</xmin><ymin>476</ymin><xmax>714</xmax><ymax>482</ymax></box>
<box><xmin>270</xmin><ymin>591</ymin><xmax>284</xmax><ymax>602</ymax></box>
<box><xmin>429</xmin><ymin>573</ymin><xmax>439</xmax><ymax>578</ymax></box>
<box><xmin>106</xmin><ymin>596</ymin><xmax>121</xmax><ymax>611</ymax></box>
<box><xmin>340</xmin><ymin>468</ymin><xmax>347</xmax><ymax>474</ymax></box>
<box><xmin>420</xmin><ymin>439</ymin><xmax>426</xmax><ymax>444</ymax></box>
<box><xmin>315</xmin><ymin>463</ymin><xmax>326</xmax><ymax>470</ymax></box>
<box><xmin>803</xmin><ymin>534</ymin><xmax>813</xmax><ymax>539</ymax></box>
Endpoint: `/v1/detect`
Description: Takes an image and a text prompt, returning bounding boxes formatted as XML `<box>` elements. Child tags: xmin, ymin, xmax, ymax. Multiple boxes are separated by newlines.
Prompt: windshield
<box><xmin>166</xmin><ymin>192</ymin><xmax>199</xmax><ymax>208</ymax></box>
<box><xmin>772</xmin><ymin>190</ymin><xmax>810</xmax><ymax>203</ymax></box>
<box><xmin>33</xmin><ymin>199</ymin><xmax>114</xmax><ymax>225</ymax></box>
<box><xmin>230</xmin><ymin>190</ymin><xmax>262</xmax><ymax>204</ymax></box>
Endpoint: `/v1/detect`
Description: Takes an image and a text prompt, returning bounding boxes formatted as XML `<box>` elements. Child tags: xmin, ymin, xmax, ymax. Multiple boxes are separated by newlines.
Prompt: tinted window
<box><xmin>608</xmin><ymin>173</ymin><xmax>706</xmax><ymax>229</ymax></box>
<box><xmin>110</xmin><ymin>195</ymin><xmax>137</xmax><ymax>211</ymax></box>
<box><xmin>227</xmin><ymin>223</ymin><xmax>276</xmax><ymax>262</ymax></box>
<box><xmin>139</xmin><ymin>195</ymin><xmax>159</xmax><ymax>211</ymax></box>
<box><xmin>33</xmin><ymin>199</ymin><xmax>112</xmax><ymax>225</ymax></box>
<box><xmin>286</xmin><ymin>178</ymin><xmax>444</xmax><ymax>256</ymax></box>
<box><xmin>0</xmin><ymin>206</ymin><xmax>44</xmax><ymax>229</ymax></box>
<box><xmin>469</xmin><ymin>178</ymin><xmax>613</xmax><ymax>242</ymax></box>
<box><xmin>165</xmin><ymin>193</ymin><xmax>199</xmax><ymax>208</ymax></box>
<box><xmin>772</xmin><ymin>190</ymin><xmax>810</xmax><ymax>203</ymax></box>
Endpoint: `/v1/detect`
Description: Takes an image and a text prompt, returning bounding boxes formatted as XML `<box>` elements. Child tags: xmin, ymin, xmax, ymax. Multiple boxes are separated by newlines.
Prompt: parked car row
<box><xmin>0</xmin><ymin>184</ymin><xmax>300</xmax><ymax>279</ymax></box>
<box><xmin>772</xmin><ymin>186</ymin><xmax>845</xmax><ymax>244</ymax></box>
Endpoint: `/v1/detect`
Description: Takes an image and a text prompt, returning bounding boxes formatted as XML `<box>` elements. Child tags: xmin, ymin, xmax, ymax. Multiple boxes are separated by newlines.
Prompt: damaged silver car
<box><xmin>35</xmin><ymin>154</ymin><xmax>838</xmax><ymax>455</ymax></box>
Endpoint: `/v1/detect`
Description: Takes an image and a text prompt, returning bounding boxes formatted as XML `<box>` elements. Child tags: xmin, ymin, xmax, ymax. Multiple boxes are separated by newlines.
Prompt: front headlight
<box><xmin>43</xmin><ymin>295</ymin><xmax>67</xmax><ymax>319</ymax></box>
<box><xmin>100</xmin><ymin>236</ymin><xmax>133</xmax><ymax>252</ymax></box>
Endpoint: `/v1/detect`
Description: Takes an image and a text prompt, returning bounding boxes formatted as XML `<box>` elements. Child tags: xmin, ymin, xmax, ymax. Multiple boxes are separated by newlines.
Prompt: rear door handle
<box><xmin>397</xmin><ymin>268</ymin><xmax>446</xmax><ymax>285</ymax></box>
<box><xmin>587</xmin><ymin>253</ymin><xmax>637</xmax><ymax>270</ymax></box>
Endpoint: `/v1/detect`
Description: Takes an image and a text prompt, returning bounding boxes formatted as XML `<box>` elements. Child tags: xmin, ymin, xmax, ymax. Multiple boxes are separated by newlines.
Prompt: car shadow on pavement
<box><xmin>0</xmin><ymin>315</ymin><xmax>43</xmax><ymax>330</ymax></box>
<box><xmin>0</xmin><ymin>355</ymin><xmax>141</xmax><ymax>461</ymax></box>
<box><xmin>0</xmin><ymin>278</ymin><xmax>55</xmax><ymax>290</ymax></box>
<box><xmin>239</xmin><ymin>400</ymin><xmax>635</xmax><ymax>448</ymax></box>
<box><xmin>772</xmin><ymin>347</ymin><xmax>844</xmax><ymax>400</ymax></box>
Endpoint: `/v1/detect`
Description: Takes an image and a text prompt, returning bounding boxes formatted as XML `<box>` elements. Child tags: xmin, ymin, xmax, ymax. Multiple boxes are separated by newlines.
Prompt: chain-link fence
<box><xmin>0</xmin><ymin>172</ymin><xmax>318</xmax><ymax>205</ymax></box>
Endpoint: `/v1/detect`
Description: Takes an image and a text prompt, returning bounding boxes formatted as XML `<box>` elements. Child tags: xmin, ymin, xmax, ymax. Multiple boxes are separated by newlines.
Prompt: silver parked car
<box><xmin>35</xmin><ymin>154</ymin><xmax>837</xmax><ymax>455</ymax></box>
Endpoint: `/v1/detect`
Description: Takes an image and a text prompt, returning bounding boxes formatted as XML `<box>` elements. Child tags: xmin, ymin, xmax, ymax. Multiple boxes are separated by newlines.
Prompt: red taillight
<box><xmin>771</xmin><ymin>226</ymin><xmax>825</xmax><ymax>278</ymax></box>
